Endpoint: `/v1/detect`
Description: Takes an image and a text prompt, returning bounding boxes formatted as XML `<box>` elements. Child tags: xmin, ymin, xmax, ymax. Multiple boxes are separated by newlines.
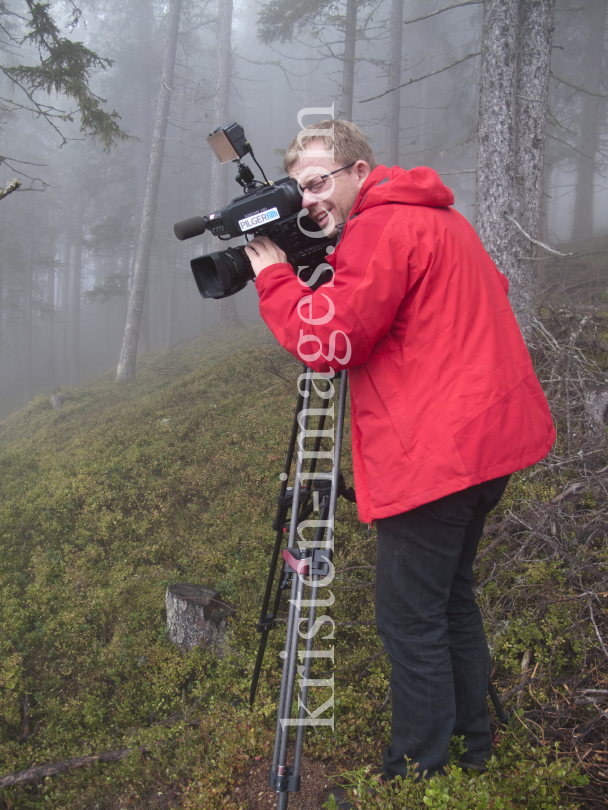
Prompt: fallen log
<box><xmin>0</xmin><ymin>744</ymin><xmax>151</xmax><ymax>789</ymax></box>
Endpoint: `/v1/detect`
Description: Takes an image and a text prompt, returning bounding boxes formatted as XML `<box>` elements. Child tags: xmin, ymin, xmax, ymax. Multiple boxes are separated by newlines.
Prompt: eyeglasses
<box><xmin>300</xmin><ymin>162</ymin><xmax>356</xmax><ymax>194</ymax></box>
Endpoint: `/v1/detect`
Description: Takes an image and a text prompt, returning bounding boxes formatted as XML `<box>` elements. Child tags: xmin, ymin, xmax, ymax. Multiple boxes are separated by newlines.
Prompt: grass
<box><xmin>0</xmin><ymin>322</ymin><xmax>604</xmax><ymax>809</ymax></box>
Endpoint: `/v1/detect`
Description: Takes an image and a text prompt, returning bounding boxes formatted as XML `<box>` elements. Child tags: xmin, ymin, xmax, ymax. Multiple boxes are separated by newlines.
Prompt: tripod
<box><xmin>249</xmin><ymin>367</ymin><xmax>508</xmax><ymax>809</ymax></box>
<box><xmin>249</xmin><ymin>366</ymin><xmax>349</xmax><ymax>809</ymax></box>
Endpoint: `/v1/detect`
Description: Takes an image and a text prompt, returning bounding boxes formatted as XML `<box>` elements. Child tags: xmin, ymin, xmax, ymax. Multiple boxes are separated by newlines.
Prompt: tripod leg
<box><xmin>292</xmin><ymin>496</ymin><xmax>332</xmax><ymax>775</ymax></box>
<box><xmin>250</xmin><ymin>390</ymin><xmax>306</xmax><ymax>707</ymax></box>
<box><xmin>271</xmin><ymin>372</ymin><xmax>349</xmax><ymax>807</ymax></box>
<box><xmin>277</xmin><ymin>562</ymin><xmax>308</xmax><ymax>790</ymax></box>
<box><xmin>488</xmin><ymin>678</ymin><xmax>508</xmax><ymax>726</ymax></box>
<box><xmin>270</xmin><ymin>372</ymin><xmax>313</xmax><ymax>799</ymax></box>
<box><xmin>251</xmin><ymin>374</ymin><xmax>330</xmax><ymax>707</ymax></box>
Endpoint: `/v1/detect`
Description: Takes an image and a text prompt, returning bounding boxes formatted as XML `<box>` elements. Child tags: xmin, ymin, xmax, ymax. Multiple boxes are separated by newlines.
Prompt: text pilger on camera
<box><xmin>245</xmin><ymin>119</ymin><xmax>554</xmax><ymax>783</ymax></box>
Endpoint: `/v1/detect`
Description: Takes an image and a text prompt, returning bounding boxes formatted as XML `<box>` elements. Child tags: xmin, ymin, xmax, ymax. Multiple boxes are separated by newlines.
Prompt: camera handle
<box><xmin>234</xmin><ymin>161</ymin><xmax>256</xmax><ymax>192</ymax></box>
<box><xmin>249</xmin><ymin>367</ymin><xmax>348</xmax><ymax>809</ymax></box>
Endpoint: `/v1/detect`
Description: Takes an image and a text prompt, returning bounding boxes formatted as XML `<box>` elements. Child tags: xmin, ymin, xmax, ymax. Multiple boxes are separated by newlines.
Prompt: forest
<box><xmin>1</xmin><ymin>0</ymin><xmax>607</xmax><ymax>411</ymax></box>
<box><xmin>1</xmin><ymin>0</ymin><xmax>608</xmax><ymax>808</ymax></box>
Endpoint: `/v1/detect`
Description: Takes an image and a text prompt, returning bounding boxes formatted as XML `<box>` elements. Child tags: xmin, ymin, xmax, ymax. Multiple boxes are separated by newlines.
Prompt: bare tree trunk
<box><xmin>541</xmin><ymin>159</ymin><xmax>551</xmax><ymax>243</ymax></box>
<box><xmin>386</xmin><ymin>0</ymin><xmax>403</xmax><ymax>165</ymax></box>
<box><xmin>116</xmin><ymin>0</ymin><xmax>182</xmax><ymax>382</ymax></box>
<box><xmin>141</xmin><ymin>239</ymin><xmax>151</xmax><ymax>355</ymax></box>
<box><xmin>135</xmin><ymin>0</ymin><xmax>155</xmax><ymax>234</ymax></box>
<box><xmin>571</xmin><ymin>0</ymin><xmax>608</xmax><ymax>243</ymax></box>
<box><xmin>511</xmin><ymin>0</ymin><xmax>554</xmax><ymax>334</ymax></box>
<box><xmin>476</xmin><ymin>0</ymin><xmax>519</xmax><ymax>284</ymax></box>
<box><xmin>60</xmin><ymin>236</ymin><xmax>71</xmax><ymax>384</ymax></box>
<box><xmin>69</xmin><ymin>200</ymin><xmax>85</xmax><ymax>388</ymax></box>
<box><xmin>476</xmin><ymin>0</ymin><xmax>555</xmax><ymax>341</ymax></box>
<box><xmin>165</xmin><ymin>240</ymin><xmax>177</xmax><ymax>350</ymax></box>
<box><xmin>93</xmin><ymin>254</ymin><xmax>103</xmax><ymax>288</ymax></box>
<box><xmin>131</xmin><ymin>0</ymin><xmax>154</xmax><ymax>350</ymax></box>
<box><xmin>340</xmin><ymin>0</ymin><xmax>357</xmax><ymax>120</ymax></box>
<box><xmin>46</xmin><ymin>240</ymin><xmax>56</xmax><ymax>381</ymax></box>
<box><xmin>166</xmin><ymin>76</ymin><xmax>188</xmax><ymax>350</ymax></box>
<box><xmin>120</xmin><ymin>250</ymin><xmax>130</xmax><ymax>327</ymax></box>
<box><xmin>22</xmin><ymin>243</ymin><xmax>34</xmax><ymax>404</ymax></box>
<box><xmin>210</xmin><ymin>0</ymin><xmax>232</xmax><ymax>216</ymax></box>
<box><xmin>418</xmin><ymin>78</ymin><xmax>429</xmax><ymax>163</ymax></box>
<box><xmin>0</xmin><ymin>217</ymin><xmax>4</xmax><ymax>358</ymax></box>
<box><xmin>211</xmin><ymin>0</ymin><xmax>240</xmax><ymax>329</ymax></box>
<box><xmin>140</xmin><ymin>283</ymin><xmax>151</xmax><ymax>354</ymax></box>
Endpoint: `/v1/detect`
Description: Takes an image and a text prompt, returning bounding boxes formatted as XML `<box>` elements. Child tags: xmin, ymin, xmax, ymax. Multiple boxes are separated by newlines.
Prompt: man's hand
<box><xmin>244</xmin><ymin>236</ymin><xmax>288</xmax><ymax>277</ymax></box>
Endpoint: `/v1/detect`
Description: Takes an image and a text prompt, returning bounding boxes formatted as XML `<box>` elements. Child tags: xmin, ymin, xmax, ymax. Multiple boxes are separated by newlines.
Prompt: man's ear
<box><xmin>355</xmin><ymin>160</ymin><xmax>372</xmax><ymax>187</ymax></box>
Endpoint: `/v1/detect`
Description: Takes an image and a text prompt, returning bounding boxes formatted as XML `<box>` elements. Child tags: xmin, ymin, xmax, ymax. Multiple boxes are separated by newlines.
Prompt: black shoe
<box><xmin>455</xmin><ymin>759</ymin><xmax>487</xmax><ymax>774</ymax></box>
<box><xmin>324</xmin><ymin>769</ymin><xmax>396</xmax><ymax>807</ymax></box>
<box><xmin>325</xmin><ymin>780</ymin><xmax>387</xmax><ymax>809</ymax></box>
<box><xmin>324</xmin><ymin>787</ymin><xmax>353</xmax><ymax>809</ymax></box>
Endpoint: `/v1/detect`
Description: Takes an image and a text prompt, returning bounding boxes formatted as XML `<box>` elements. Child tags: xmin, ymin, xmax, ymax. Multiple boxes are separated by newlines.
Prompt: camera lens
<box><xmin>190</xmin><ymin>246</ymin><xmax>254</xmax><ymax>299</ymax></box>
<box><xmin>274</xmin><ymin>176</ymin><xmax>301</xmax><ymax>214</ymax></box>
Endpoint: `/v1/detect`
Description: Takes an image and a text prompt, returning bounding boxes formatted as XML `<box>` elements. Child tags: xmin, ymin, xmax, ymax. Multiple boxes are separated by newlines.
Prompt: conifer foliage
<box><xmin>0</xmin><ymin>0</ymin><xmax>128</xmax><ymax>151</ymax></box>
<box><xmin>257</xmin><ymin>0</ymin><xmax>333</xmax><ymax>44</ymax></box>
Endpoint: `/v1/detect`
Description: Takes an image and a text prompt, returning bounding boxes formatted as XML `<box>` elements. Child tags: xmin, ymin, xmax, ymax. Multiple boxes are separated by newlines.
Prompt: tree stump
<box><xmin>165</xmin><ymin>583</ymin><xmax>230</xmax><ymax>655</ymax></box>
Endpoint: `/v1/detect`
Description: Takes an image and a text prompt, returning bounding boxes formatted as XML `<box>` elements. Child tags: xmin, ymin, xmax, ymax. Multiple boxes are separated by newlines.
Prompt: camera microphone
<box><xmin>173</xmin><ymin>216</ymin><xmax>208</xmax><ymax>241</ymax></box>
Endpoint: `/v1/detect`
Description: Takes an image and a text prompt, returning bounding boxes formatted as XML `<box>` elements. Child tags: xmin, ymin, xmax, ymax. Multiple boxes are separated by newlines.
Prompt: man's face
<box><xmin>288</xmin><ymin>140</ymin><xmax>371</xmax><ymax>237</ymax></box>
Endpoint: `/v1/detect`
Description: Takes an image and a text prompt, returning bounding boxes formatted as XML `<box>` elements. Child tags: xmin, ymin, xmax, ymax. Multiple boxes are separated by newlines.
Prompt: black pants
<box><xmin>375</xmin><ymin>475</ymin><xmax>510</xmax><ymax>779</ymax></box>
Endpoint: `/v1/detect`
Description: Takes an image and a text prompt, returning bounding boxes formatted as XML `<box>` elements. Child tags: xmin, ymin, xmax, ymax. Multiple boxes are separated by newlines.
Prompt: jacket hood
<box><xmin>351</xmin><ymin>164</ymin><xmax>454</xmax><ymax>217</ymax></box>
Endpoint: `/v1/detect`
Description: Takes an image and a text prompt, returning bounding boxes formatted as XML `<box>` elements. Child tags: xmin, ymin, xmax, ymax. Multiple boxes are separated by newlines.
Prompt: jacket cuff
<box><xmin>254</xmin><ymin>262</ymin><xmax>293</xmax><ymax>291</ymax></box>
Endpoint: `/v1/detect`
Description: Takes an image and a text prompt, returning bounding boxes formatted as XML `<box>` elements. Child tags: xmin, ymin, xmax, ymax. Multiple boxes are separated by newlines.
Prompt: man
<box><xmin>244</xmin><ymin>120</ymin><xmax>554</xmax><ymax>782</ymax></box>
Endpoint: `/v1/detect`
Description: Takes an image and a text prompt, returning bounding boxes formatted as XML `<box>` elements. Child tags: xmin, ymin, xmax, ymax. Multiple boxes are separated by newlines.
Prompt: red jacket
<box><xmin>256</xmin><ymin>165</ymin><xmax>555</xmax><ymax>521</ymax></box>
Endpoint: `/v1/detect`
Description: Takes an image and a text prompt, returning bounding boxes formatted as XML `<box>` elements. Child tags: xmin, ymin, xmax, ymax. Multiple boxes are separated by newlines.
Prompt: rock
<box><xmin>165</xmin><ymin>583</ymin><xmax>230</xmax><ymax>655</ymax></box>
<box><xmin>585</xmin><ymin>384</ymin><xmax>608</xmax><ymax>436</ymax></box>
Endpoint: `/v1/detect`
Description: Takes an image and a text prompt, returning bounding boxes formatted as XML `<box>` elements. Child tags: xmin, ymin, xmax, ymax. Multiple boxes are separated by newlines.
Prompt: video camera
<box><xmin>173</xmin><ymin>123</ymin><xmax>336</xmax><ymax>299</ymax></box>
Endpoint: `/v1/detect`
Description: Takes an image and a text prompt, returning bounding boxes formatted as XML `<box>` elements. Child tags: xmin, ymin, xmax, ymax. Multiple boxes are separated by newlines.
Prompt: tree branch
<box><xmin>547</xmin><ymin>104</ymin><xmax>579</xmax><ymax>138</ymax></box>
<box><xmin>589</xmin><ymin>599</ymin><xmax>608</xmax><ymax>661</ymax></box>
<box><xmin>403</xmin><ymin>0</ymin><xmax>483</xmax><ymax>25</ymax></box>
<box><xmin>550</xmin><ymin>71</ymin><xmax>607</xmax><ymax>98</ymax></box>
<box><xmin>0</xmin><ymin>155</ymin><xmax>48</xmax><ymax>167</ymax></box>
<box><xmin>546</xmin><ymin>132</ymin><xmax>596</xmax><ymax>162</ymax></box>
<box><xmin>0</xmin><ymin>178</ymin><xmax>21</xmax><ymax>200</ymax></box>
<box><xmin>505</xmin><ymin>214</ymin><xmax>576</xmax><ymax>257</ymax></box>
<box><xmin>0</xmin><ymin>156</ymin><xmax>50</xmax><ymax>188</ymax></box>
<box><xmin>0</xmin><ymin>71</ymin><xmax>71</xmax><ymax>145</ymax></box>
<box><xmin>360</xmin><ymin>52</ymin><xmax>480</xmax><ymax>103</ymax></box>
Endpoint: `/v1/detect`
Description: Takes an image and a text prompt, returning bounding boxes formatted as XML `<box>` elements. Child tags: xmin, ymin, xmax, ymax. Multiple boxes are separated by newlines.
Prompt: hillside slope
<box><xmin>0</xmin><ymin>323</ymin><xmax>605</xmax><ymax>809</ymax></box>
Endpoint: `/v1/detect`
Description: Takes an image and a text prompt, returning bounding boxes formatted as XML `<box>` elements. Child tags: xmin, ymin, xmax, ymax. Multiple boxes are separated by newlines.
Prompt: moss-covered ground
<box><xmin>0</xmin><ymin>324</ymin><xmax>605</xmax><ymax>809</ymax></box>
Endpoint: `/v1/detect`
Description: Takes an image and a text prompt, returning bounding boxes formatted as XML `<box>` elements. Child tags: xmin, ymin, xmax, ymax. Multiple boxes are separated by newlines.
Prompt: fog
<box><xmin>0</xmin><ymin>0</ymin><xmax>605</xmax><ymax>417</ymax></box>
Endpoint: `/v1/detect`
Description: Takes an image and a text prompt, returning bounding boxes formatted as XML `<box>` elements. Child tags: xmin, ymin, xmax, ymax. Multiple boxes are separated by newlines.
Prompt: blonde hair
<box><xmin>284</xmin><ymin>119</ymin><xmax>377</xmax><ymax>172</ymax></box>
